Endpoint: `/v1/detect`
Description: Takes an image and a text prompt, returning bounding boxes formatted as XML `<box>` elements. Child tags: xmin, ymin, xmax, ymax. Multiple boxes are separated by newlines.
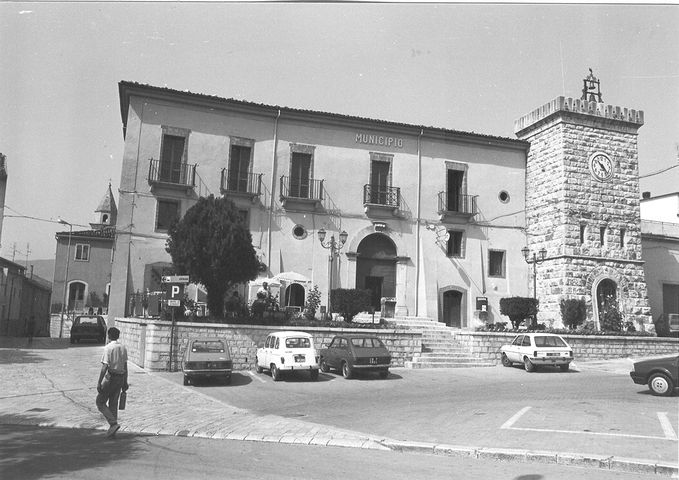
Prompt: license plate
<box><xmin>546</xmin><ymin>353</ymin><xmax>560</xmax><ymax>357</ymax></box>
<box><xmin>294</xmin><ymin>355</ymin><xmax>305</xmax><ymax>363</ymax></box>
<box><xmin>370</xmin><ymin>357</ymin><xmax>377</xmax><ymax>364</ymax></box>
<box><xmin>208</xmin><ymin>362</ymin><xmax>216</xmax><ymax>368</ymax></box>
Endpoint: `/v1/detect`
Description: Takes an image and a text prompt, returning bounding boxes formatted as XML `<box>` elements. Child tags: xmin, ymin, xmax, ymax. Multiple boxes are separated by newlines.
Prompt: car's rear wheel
<box><xmin>224</xmin><ymin>375</ymin><xmax>231</xmax><ymax>385</ymax></box>
<box><xmin>379</xmin><ymin>370</ymin><xmax>389</xmax><ymax>379</ymax></box>
<box><xmin>501</xmin><ymin>353</ymin><xmax>512</xmax><ymax>367</ymax></box>
<box><xmin>320</xmin><ymin>358</ymin><xmax>330</xmax><ymax>373</ymax></box>
<box><xmin>649</xmin><ymin>373</ymin><xmax>674</xmax><ymax>396</ymax></box>
<box><xmin>310</xmin><ymin>369</ymin><xmax>319</xmax><ymax>381</ymax></box>
<box><xmin>342</xmin><ymin>361</ymin><xmax>353</xmax><ymax>379</ymax></box>
<box><xmin>560</xmin><ymin>363</ymin><xmax>570</xmax><ymax>372</ymax></box>
<box><xmin>523</xmin><ymin>357</ymin><xmax>536</xmax><ymax>372</ymax></box>
<box><xmin>271</xmin><ymin>364</ymin><xmax>281</xmax><ymax>382</ymax></box>
<box><xmin>255</xmin><ymin>362</ymin><xmax>263</xmax><ymax>374</ymax></box>
<box><xmin>183</xmin><ymin>375</ymin><xmax>190</xmax><ymax>386</ymax></box>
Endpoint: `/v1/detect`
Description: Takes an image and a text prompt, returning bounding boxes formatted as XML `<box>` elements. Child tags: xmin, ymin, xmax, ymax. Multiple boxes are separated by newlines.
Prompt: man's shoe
<box><xmin>106</xmin><ymin>424</ymin><xmax>120</xmax><ymax>437</ymax></box>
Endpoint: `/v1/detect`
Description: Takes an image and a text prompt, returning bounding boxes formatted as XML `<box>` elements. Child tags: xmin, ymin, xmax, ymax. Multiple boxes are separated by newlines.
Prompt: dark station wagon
<box><xmin>630</xmin><ymin>355</ymin><xmax>679</xmax><ymax>396</ymax></box>
<box><xmin>319</xmin><ymin>335</ymin><xmax>391</xmax><ymax>379</ymax></box>
<box><xmin>70</xmin><ymin>315</ymin><xmax>107</xmax><ymax>344</ymax></box>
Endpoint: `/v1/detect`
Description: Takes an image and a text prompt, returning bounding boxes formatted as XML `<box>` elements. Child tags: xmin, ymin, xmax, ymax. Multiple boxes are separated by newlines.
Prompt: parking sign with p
<box><xmin>162</xmin><ymin>275</ymin><xmax>189</xmax><ymax>307</ymax></box>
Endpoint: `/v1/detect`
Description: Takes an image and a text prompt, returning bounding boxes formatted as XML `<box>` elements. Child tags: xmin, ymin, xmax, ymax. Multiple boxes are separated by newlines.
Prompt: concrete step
<box><xmin>416</xmin><ymin>355</ymin><xmax>483</xmax><ymax>362</ymax></box>
<box><xmin>404</xmin><ymin>360</ymin><xmax>495</xmax><ymax>369</ymax></box>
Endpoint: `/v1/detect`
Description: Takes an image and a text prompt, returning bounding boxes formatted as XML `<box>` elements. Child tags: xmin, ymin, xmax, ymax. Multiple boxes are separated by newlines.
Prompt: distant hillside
<box><xmin>27</xmin><ymin>259</ymin><xmax>55</xmax><ymax>284</ymax></box>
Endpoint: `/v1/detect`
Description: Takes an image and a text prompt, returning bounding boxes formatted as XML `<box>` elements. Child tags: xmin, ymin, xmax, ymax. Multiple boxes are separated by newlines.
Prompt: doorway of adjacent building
<box><xmin>68</xmin><ymin>281</ymin><xmax>86</xmax><ymax>312</ymax></box>
<box><xmin>356</xmin><ymin>233</ymin><xmax>397</xmax><ymax>312</ymax></box>
<box><xmin>442</xmin><ymin>290</ymin><xmax>463</xmax><ymax>328</ymax></box>
<box><xmin>284</xmin><ymin>283</ymin><xmax>305</xmax><ymax>308</ymax></box>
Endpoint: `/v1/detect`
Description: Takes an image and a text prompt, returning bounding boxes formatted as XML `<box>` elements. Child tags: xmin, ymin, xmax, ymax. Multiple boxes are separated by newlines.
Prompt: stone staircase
<box><xmin>387</xmin><ymin>316</ymin><xmax>495</xmax><ymax>369</ymax></box>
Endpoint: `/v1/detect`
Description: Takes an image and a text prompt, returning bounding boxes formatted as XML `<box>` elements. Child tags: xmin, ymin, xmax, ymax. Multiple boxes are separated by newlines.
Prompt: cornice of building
<box><xmin>118</xmin><ymin>81</ymin><xmax>529</xmax><ymax>152</ymax></box>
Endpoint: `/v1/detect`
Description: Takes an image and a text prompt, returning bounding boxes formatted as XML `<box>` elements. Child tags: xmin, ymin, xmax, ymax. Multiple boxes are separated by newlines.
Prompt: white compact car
<box><xmin>255</xmin><ymin>331</ymin><xmax>320</xmax><ymax>381</ymax></box>
<box><xmin>500</xmin><ymin>333</ymin><xmax>574</xmax><ymax>372</ymax></box>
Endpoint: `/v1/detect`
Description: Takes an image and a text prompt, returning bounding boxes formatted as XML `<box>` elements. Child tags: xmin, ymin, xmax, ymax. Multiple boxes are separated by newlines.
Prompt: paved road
<box><xmin>0</xmin><ymin>424</ymin><xmax>658</xmax><ymax>480</ymax></box>
<box><xmin>157</xmin><ymin>356</ymin><xmax>679</xmax><ymax>464</ymax></box>
<box><xmin>0</xmin><ymin>338</ymin><xmax>676</xmax><ymax>478</ymax></box>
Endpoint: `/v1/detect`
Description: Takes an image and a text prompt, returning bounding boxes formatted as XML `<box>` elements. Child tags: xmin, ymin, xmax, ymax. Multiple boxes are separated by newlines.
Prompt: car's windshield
<box><xmin>192</xmin><ymin>340</ymin><xmax>225</xmax><ymax>353</ymax></box>
<box><xmin>534</xmin><ymin>335</ymin><xmax>567</xmax><ymax>347</ymax></box>
<box><xmin>285</xmin><ymin>337</ymin><xmax>311</xmax><ymax>348</ymax></box>
<box><xmin>350</xmin><ymin>337</ymin><xmax>385</xmax><ymax>348</ymax></box>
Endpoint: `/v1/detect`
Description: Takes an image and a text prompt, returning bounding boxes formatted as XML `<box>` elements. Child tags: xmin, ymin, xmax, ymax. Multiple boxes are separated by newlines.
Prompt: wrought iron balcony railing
<box><xmin>438</xmin><ymin>192</ymin><xmax>477</xmax><ymax>216</ymax></box>
<box><xmin>279</xmin><ymin>176</ymin><xmax>324</xmax><ymax>201</ymax></box>
<box><xmin>363</xmin><ymin>184</ymin><xmax>400</xmax><ymax>208</ymax></box>
<box><xmin>220</xmin><ymin>169</ymin><xmax>262</xmax><ymax>197</ymax></box>
<box><xmin>148</xmin><ymin>159</ymin><xmax>196</xmax><ymax>188</ymax></box>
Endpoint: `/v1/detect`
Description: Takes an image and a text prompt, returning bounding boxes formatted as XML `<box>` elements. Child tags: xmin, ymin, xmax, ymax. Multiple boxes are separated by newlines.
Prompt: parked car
<box><xmin>70</xmin><ymin>315</ymin><xmax>107</xmax><ymax>344</ymax></box>
<box><xmin>181</xmin><ymin>337</ymin><xmax>232</xmax><ymax>386</ymax></box>
<box><xmin>319</xmin><ymin>334</ymin><xmax>391</xmax><ymax>379</ymax></box>
<box><xmin>255</xmin><ymin>331</ymin><xmax>319</xmax><ymax>381</ymax></box>
<box><xmin>629</xmin><ymin>355</ymin><xmax>679</xmax><ymax>396</ymax></box>
<box><xmin>500</xmin><ymin>333</ymin><xmax>573</xmax><ymax>372</ymax></box>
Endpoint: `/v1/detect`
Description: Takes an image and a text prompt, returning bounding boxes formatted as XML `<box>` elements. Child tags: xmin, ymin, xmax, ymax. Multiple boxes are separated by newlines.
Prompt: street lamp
<box><xmin>521</xmin><ymin>246</ymin><xmax>547</xmax><ymax>328</ymax></box>
<box><xmin>317</xmin><ymin>228</ymin><xmax>348</xmax><ymax>319</ymax></box>
<box><xmin>58</xmin><ymin>218</ymin><xmax>73</xmax><ymax>338</ymax></box>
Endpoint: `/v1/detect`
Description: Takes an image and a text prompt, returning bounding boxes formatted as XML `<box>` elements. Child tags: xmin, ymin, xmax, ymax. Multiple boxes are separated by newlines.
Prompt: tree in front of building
<box><xmin>499</xmin><ymin>297</ymin><xmax>539</xmax><ymax>330</ymax></box>
<box><xmin>331</xmin><ymin>289</ymin><xmax>372</xmax><ymax>322</ymax></box>
<box><xmin>166</xmin><ymin>195</ymin><xmax>260</xmax><ymax>319</ymax></box>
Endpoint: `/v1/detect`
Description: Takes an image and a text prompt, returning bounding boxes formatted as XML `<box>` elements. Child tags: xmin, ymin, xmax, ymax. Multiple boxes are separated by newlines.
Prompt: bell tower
<box><xmin>90</xmin><ymin>182</ymin><xmax>118</xmax><ymax>231</ymax></box>
<box><xmin>514</xmin><ymin>71</ymin><xmax>652</xmax><ymax>330</ymax></box>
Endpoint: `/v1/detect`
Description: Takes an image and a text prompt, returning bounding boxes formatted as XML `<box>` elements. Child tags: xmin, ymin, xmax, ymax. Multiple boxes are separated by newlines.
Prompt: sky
<box><xmin>1</xmin><ymin>2</ymin><xmax>678</xmax><ymax>268</ymax></box>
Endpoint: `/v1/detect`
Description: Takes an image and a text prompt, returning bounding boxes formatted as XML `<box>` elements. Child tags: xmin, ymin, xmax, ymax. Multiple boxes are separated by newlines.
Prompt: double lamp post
<box><xmin>317</xmin><ymin>228</ymin><xmax>348</xmax><ymax>319</ymax></box>
<box><xmin>521</xmin><ymin>246</ymin><xmax>547</xmax><ymax>328</ymax></box>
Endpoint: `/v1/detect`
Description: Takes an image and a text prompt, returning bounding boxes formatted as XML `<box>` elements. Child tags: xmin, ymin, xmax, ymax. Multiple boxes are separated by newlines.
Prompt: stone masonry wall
<box><xmin>516</xmin><ymin>96</ymin><xmax>651</xmax><ymax>329</ymax></box>
<box><xmin>455</xmin><ymin>331</ymin><xmax>678</xmax><ymax>364</ymax></box>
<box><xmin>115</xmin><ymin>317</ymin><xmax>422</xmax><ymax>372</ymax></box>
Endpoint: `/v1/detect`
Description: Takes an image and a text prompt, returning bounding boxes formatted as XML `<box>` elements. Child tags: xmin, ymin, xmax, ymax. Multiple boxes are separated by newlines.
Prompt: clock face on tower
<box><xmin>589</xmin><ymin>152</ymin><xmax>614</xmax><ymax>181</ymax></box>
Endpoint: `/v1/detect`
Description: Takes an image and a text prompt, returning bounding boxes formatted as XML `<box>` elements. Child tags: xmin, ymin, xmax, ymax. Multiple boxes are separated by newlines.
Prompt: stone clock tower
<box><xmin>514</xmin><ymin>71</ymin><xmax>652</xmax><ymax>330</ymax></box>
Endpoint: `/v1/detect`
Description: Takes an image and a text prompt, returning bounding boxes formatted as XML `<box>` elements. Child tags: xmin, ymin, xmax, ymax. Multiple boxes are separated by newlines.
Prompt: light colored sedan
<box><xmin>500</xmin><ymin>333</ymin><xmax>573</xmax><ymax>372</ymax></box>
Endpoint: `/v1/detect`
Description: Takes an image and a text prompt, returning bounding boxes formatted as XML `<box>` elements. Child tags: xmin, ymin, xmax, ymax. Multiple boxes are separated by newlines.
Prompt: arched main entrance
<box><xmin>442</xmin><ymin>290</ymin><xmax>463</xmax><ymax>328</ymax></box>
<box><xmin>356</xmin><ymin>233</ymin><xmax>397</xmax><ymax>311</ymax></box>
<box><xmin>284</xmin><ymin>283</ymin><xmax>305</xmax><ymax>308</ymax></box>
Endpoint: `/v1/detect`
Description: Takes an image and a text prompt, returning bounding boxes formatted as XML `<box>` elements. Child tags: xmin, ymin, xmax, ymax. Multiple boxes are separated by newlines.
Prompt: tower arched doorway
<box><xmin>284</xmin><ymin>283</ymin><xmax>305</xmax><ymax>308</ymax></box>
<box><xmin>356</xmin><ymin>233</ymin><xmax>397</xmax><ymax>312</ymax></box>
<box><xmin>596</xmin><ymin>278</ymin><xmax>618</xmax><ymax>328</ymax></box>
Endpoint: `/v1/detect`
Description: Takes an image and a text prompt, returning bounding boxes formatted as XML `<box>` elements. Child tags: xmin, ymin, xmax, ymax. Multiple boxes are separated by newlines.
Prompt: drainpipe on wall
<box><xmin>267</xmin><ymin>109</ymin><xmax>281</xmax><ymax>272</ymax></box>
<box><xmin>415</xmin><ymin>128</ymin><xmax>424</xmax><ymax>316</ymax></box>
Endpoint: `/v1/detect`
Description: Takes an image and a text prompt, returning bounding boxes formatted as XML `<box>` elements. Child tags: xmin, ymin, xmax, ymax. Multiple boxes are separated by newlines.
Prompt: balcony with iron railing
<box><xmin>279</xmin><ymin>176</ymin><xmax>324</xmax><ymax>210</ymax></box>
<box><xmin>363</xmin><ymin>184</ymin><xmax>401</xmax><ymax>217</ymax></box>
<box><xmin>437</xmin><ymin>192</ymin><xmax>478</xmax><ymax>222</ymax></box>
<box><xmin>148</xmin><ymin>159</ymin><xmax>197</xmax><ymax>193</ymax></box>
<box><xmin>220</xmin><ymin>169</ymin><xmax>263</xmax><ymax>202</ymax></box>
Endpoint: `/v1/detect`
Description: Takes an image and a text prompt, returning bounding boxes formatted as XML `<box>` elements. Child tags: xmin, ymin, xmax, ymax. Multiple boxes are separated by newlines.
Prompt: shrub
<box><xmin>331</xmin><ymin>289</ymin><xmax>372</xmax><ymax>322</ymax></box>
<box><xmin>653</xmin><ymin>314</ymin><xmax>679</xmax><ymax>337</ymax></box>
<box><xmin>560</xmin><ymin>298</ymin><xmax>587</xmax><ymax>330</ymax></box>
<box><xmin>499</xmin><ymin>297</ymin><xmax>539</xmax><ymax>329</ymax></box>
<box><xmin>599</xmin><ymin>296</ymin><xmax>622</xmax><ymax>332</ymax></box>
<box><xmin>303</xmin><ymin>285</ymin><xmax>322</xmax><ymax>320</ymax></box>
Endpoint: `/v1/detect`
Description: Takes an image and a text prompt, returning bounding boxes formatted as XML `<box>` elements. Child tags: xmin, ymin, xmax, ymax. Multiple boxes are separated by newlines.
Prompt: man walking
<box><xmin>96</xmin><ymin>327</ymin><xmax>128</xmax><ymax>437</ymax></box>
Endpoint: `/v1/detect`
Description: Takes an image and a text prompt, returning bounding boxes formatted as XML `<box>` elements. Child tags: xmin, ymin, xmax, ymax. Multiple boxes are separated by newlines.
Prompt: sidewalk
<box><xmin>0</xmin><ymin>338</ymin><xmax>676</xmax><ymax>477</ymax></box>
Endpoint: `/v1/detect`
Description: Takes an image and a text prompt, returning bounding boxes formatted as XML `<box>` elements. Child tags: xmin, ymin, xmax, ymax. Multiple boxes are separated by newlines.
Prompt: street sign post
<box><xmin>163</xmin><ymin>274</ymin><xmax>188</xmax><ymax>372</ymax></box>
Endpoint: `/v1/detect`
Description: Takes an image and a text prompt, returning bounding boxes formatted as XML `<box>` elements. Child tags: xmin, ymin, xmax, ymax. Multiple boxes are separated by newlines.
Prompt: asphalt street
<box><xmin>0</xmin><ymin>338</ymin><xmax>677</xmax><ymax>479</ymax></box>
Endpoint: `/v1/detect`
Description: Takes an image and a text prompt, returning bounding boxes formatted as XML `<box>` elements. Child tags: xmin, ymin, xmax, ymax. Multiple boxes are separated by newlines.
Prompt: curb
<box><xmin>380</xmin><ymin>440</ymin><xmax>679</xmax><ymax>477</ymax></box>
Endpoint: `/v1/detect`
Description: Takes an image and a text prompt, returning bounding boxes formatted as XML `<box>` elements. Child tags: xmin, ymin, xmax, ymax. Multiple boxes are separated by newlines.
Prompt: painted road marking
<box><xmin>500</xmin><ymin>406</ymin><xmax>531</xmax><ymax>429</ymax></box>
<box><xmin>500</xmin><ymin>406</ymin><xmax>678</xmax><ymax>442</ymax></box>
<box><xmin>248</xmin><ymin>370</ymin><xmax>267</xmax><ymax>383</ymax></box>
<box><xmin>658</xmin><ymin>412</ymin><xmax>678</xmax><ymax>440</ymax></box>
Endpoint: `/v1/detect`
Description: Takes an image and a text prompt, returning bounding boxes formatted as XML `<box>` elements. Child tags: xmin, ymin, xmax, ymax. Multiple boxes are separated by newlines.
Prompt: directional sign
<box><xmin>162</xmin><ymin>275</ymin><xmax>190</xmax><ymax>284</ymax></box>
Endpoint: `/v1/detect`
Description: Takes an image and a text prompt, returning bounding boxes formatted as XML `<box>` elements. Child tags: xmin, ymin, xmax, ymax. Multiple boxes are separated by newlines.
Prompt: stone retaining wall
<box><xmin>455</xmin><ymin>331</ymin><xmax>679</xmax><ymax>364</ymax></box>
<box><xmin>114</xmin><ymin>317</ymin><xmax>422</xmax><ymax>372</ymax></box>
